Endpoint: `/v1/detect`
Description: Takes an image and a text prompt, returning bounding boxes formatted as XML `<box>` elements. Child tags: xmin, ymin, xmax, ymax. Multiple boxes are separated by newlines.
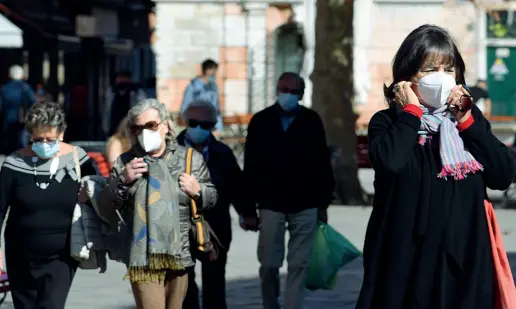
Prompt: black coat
<box><xmin>243</xmin><ymin>104</ymin><xmax>334</xmax><ymax>213</ymax></box>
<box><xmin>177</xmin><ymin>131</ymin><xmax>248</xmax><ymax>249</ymax></box>
<box><xmin>356</xmin><ymin>105</ymin><xmax>515</xmax><ymax>309</ymax></box>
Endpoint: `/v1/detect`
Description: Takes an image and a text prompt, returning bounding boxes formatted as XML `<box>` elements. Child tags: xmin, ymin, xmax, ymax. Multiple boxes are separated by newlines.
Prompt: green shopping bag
<box><xmin>306</xmin><ymin>221</ymin><xmax>361</xmax><ymax>291</ymax></box>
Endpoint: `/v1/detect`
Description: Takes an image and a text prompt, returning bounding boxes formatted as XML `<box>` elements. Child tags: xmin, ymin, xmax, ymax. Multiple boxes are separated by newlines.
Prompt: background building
<box><xmin>353</xmin><ymin>0</ymin><xmax>480</xmax><ymax>127</ymax></box>
<box><xmin>153</xmin><ymin>0</ymin><xmax>497</xmax><ymax>128</ymax></box>
<box><xmin>153</xmin><ymin>0</ymin><xmax>312</xmax><ymax>117</ymax></box>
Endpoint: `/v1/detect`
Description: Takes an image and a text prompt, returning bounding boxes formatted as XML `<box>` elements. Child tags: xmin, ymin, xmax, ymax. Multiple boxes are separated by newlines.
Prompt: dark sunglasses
<box><xmin>131</xmin><ymin>121</ymin><xmax>161</xmax><ymax>134</ymax></box>
<box><xmin>187</xmin><ymin>120</ymin><xmax>215</xmax><ymax>130</ymax></box>
<box><xmin>277</xmin><ymin>87</ymin><xmax>302</xmax><ymax>95</ymax></box>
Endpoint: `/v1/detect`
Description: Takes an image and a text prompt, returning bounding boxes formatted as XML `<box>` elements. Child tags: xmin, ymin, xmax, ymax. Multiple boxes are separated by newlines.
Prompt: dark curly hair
<box><xmin>25</xmin><ymin>102</ymin><xmax>67</xmax><ymax>134</ymax></box>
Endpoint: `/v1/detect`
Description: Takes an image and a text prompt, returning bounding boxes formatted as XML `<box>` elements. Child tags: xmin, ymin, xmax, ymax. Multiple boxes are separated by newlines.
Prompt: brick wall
<box><xmin>154</xmin><ymin>3</ymin><xmax>249</xmax><ymax>115</ymax></box>
<box><xmin>154</xmin><ymin>2</ymin><xmax>292</xmax><ymax>116</ymax></box>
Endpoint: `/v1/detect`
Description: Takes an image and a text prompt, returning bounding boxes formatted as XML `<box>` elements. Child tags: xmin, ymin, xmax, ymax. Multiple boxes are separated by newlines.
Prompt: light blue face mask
<box><xmin>208</xmin><ymin>76</ymin><xmax>216</xmax><ymax>84</ymax></box>
<box><xmin>278</xmin><ymin>92</ymin><xmax>300</xmax><ymax>112</ymax></box>
<box><xmin>32</xmin><ymin>141</ymin><xmax>60</xmax><ymax>159</ymax></box>
<box><xmin>187</xmin><ymin>126</ymin><xmax>211</xmax><ymax>144</ymax></box>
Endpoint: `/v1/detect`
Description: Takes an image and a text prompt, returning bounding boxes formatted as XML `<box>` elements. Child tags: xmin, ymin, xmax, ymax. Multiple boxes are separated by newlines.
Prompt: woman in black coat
<box><xmin>356</xmin><ymin>24</ymin><xmax>515</xmax><ymax>309</ymax></box>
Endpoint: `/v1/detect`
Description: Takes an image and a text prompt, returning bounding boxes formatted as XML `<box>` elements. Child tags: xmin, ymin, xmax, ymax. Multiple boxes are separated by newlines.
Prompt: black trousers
<box><xmin>6</xmin><ymin>253</ymin><xmax>77</xmax><ymax>309</ymax></box>
<box><xmin>182</xmin><ymin>250</ymin><xmax>228</xmax><ymax>309</ymax></box>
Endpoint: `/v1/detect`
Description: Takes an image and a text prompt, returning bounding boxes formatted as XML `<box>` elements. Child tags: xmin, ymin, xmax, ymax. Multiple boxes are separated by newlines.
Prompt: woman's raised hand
<box><xmin>447</xmin><ymin>85</ymin><xmax>472</xmax><ymax>123</ymax></box>
<box><xmin>393</xmin><ymin>81</ymin><xmax>420</xmax><ymax>107</ymax></box>
<box><xmin>123</xmin><ymin>158</ymin><xmax>148</xmax><ymax>183</ymax></box>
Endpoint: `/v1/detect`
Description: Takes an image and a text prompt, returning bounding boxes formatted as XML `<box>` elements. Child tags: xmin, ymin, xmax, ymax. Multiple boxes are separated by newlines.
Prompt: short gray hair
<box><xmin>127</xmin><ymin>98</ymin><xmax>175</xmax><ymax>140</ymax></box>
<box><xmin>182</xmin><ymin>100</ymin><xmax>218</xmax><ymax>124</ymax></box>
<box><xmin>9</xmin><ymin>65</ymin><xmax>24</xmax><ymax>80</ymax></box>
<box><xmin>25</xmin><ymin>102</ymin><xmax>67</xmax><ymax>134</ymax></box>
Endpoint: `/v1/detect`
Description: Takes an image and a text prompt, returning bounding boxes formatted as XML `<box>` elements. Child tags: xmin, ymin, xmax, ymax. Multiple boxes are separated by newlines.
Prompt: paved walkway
<box><xmin>0</xmin><ymin>206</ymin><xmax>515</xmax><ymax>309</ymax></box>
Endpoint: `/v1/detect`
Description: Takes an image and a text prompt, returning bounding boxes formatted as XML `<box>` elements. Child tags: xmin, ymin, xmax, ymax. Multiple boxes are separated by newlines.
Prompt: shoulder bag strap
<box><xmin>186</xmin><ymin>148</ymin><xmax>201</xmax><ymax>220</ymax></box>
<box><xmin>73</xmin><ymin>146</ymin><xmax>81</xmax><ymax>182</ymax></box>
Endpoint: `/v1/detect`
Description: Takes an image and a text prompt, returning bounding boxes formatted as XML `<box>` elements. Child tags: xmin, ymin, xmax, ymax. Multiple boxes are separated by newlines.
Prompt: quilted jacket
<box><xmin>98</xmin><ymin>142</ymin><xmax>218</xmax><ymax>268</ymax></box>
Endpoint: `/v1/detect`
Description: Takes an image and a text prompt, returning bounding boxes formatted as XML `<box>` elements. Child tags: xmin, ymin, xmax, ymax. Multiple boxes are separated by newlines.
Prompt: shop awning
<box><xmin>57</xmin><ymin>35</ymin><xmax>134</xmax><ymax>55</ymax></box>
<box><xmin>0</xmin><ymin>14</ymin><xmax>22</xmax><ymax>48</ymax></box>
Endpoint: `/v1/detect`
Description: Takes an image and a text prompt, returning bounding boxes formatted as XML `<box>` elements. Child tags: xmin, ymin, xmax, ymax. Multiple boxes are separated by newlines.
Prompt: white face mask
<box><xmin>138</xmin><ymin>129</ymin><xmax>163</xmax><ymax>153</ymax></box>
<box><xmin>417</xmin><ymin>72</ymin><xmax>456</xmax><ymax>108</ymax></box>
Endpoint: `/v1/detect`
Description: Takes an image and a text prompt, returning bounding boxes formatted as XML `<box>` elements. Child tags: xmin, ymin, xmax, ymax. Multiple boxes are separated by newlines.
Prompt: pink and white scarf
<box><xmin>418</xmin><ymin>105</ymin><xmax>483</xmax><ymax>180</ymax></box>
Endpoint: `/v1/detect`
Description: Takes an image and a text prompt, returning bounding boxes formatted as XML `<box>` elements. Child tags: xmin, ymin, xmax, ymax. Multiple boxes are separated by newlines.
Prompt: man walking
<box><xmin>242</xmin><ymin>72</ymin><xmax>334</xmax><ymax>309</ymax></box>
<box><xmin>468</xmin><ymin>79</ymin><xmax>491</xmax><ymax>118</ymax></box>
<box><xmin>0</xmin><ymin>65</ymin><xmax>36</xmax><ymax>154</ymax></box>
<box><xmin>180</xmin><ymin>59</ymin><xmax>223</xmax><ymax>132</ymax></box>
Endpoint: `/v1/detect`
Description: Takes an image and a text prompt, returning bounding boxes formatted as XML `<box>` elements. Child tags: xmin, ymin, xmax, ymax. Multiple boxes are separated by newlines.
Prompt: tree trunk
<box><xmin>311</xmin><ymin>0</ymin><xmax>367</xmax><ymax>205</ymax></box>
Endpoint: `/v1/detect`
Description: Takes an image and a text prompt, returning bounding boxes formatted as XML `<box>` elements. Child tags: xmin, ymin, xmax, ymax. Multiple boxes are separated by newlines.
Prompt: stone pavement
<box><xmin>0</xmin><ymin>206</ymin><xmax>515</xmax><ymax>309</ymax></box>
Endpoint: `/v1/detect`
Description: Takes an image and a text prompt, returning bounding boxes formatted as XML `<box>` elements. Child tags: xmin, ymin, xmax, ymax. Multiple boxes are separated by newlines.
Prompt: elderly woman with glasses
<box><xmin>0</xmin><ymin>102</ymin><xmax>97</xmax><ymax>309</ymax></box>
<box><xmin>178</xmin><ymin>100</ymin><xmax>250</xmax><ymax>309</ymax></box>
<box><xmin>99</xmin><ymin>98</ymin><xmax>217</xmax><ymax>309</ymax></box>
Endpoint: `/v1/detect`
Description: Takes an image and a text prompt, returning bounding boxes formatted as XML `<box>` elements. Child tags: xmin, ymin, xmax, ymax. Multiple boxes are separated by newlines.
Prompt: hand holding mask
<box><xmin>393</xmin><ymin>81</ymin><xmax>420</xmax><ymax>107</ymax></box>
<box><xmin>447</xmin><ymin>85</ymin><xmax>473</xmax><ymax>123</ymax></box>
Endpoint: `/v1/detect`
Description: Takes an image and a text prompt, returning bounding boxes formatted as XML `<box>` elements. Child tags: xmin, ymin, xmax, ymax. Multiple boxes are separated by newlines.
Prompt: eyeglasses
<box><xmin>30</xmin><ymin>138</ymin><xmax>59</xmax><ymax>145</ymax></box>
<box><xmin>131</xmin><ymin>121</ymin><xmax>162</xmax><ymax>134</ymax></box>
<box><xmin>187</xmin><ymin>120</ymin><xmax>215</xmax><ymax>130</ymax></box>
<box><xmin>277</xmin><ymin>87</ymin><xmax>302</xmax><ymax>95</ymax></box>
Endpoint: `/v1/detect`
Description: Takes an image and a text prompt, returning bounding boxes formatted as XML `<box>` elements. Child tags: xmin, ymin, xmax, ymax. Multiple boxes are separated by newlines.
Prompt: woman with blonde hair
<box><xmin>106</xmin><ymin>116</ymin><xmax>132</xmax><ymax>167</ymax></box>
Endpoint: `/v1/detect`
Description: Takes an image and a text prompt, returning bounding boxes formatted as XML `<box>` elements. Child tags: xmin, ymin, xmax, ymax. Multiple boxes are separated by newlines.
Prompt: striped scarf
<box><xmin>419</xmin><ymin>105</ymin><xmax>483</xmax><ymax>180</ymax></box>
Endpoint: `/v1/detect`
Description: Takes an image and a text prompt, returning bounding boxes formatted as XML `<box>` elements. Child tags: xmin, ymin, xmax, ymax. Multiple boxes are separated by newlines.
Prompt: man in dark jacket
<box><xmin>242</xmin><ymin>72</ymin><xmax>334</xmax><ymax>309</ymax></box>
<box><xmin>0</xmin><ymin>65</ymin><xmax>36</xmax><ymax>154</ymax></box>
<box><xmin>179</xmin><ymin>99</ymin><xmax>249</xmax><ymax>309</ymax></box>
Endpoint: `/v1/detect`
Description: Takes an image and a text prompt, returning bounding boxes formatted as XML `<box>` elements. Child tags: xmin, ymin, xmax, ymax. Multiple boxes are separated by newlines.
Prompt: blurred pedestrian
<box><xmin>179</xmin><ymin>100</ymin><xmax>250</xmax><ymax>309</ymax></box>
<box><xmin>99</xmin><ymin>99</ymin><xmax>217</xmax><ymax>309</ymax></box>
<box><xmin>64</xmin><ymin>76</ymin><xmax>89</xmax><ymax>141</ymax></box>
<box><xmin>0</xmin><ymin>102</ymin><xmax>96</xmax><ymax>309</ymax></box>
<box><xmin>468</xmin><ymin>79</ymin><xmax>492</xmax><ymax>118</ymax></box>
<box><xmin>242</xmin><ymin>72</ymin><xmax>334</xmax><ymax>309</ymax></box>
<box><xmin>102</xmin><ymin>70</ymin><xmax>147</xmax><ymax>138</ymax></box>
<box><xmin>0</xmin><ymin>65</ymin><xmax>36</xmax><ymax>154</ymax></box>
<box><xmin>180</xmin><ymin>59</ymin><xmax>223</xmax><ymax>133</ymax></box>
<box><xmin>356</xmin><ymin>25</ymin><xmax>515</xmax><ymax>309</ymax></box>
<box><xmin>35</xmin><ymin>83</ymin><xmax>52</xmax><ymax>104</ymax></box>
<box><xmin>105</xmin><ymin>116</ymin><xmax>132</xmax><ymax>167</ymax></box>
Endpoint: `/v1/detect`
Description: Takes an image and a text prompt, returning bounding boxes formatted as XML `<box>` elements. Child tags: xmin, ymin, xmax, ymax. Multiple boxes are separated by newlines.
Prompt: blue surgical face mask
<box><xmin>32</xmin><ymin>141</ymin><xmax>60</xmax><ymax>159</ymax></box>
<box><xmin>186</xmin><ymin>126</ymin><xmax>211</xmax><ymax>144</ymax></box>
<box><xmin>278</xmin><ymin>92</ymin><xmax>300</xmax><ymax>112</ymax></box>
<box><xmin>208</xmin><ymin>76</ymin><xmax>216</xmax><ymax>84</ymax></box>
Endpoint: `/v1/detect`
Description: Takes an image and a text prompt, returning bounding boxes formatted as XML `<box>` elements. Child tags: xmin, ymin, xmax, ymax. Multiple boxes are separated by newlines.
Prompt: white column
<box><xmin>245</xmin><ymin>3</ymin><xmax>269</xmax><ymax>114</ymax></box>
<box><xmin>353</xmin><ymin>0</ymin><xmax>373</xmax><ymax>105</ymax></box>
<box><xmin>477</xmin><ymin>7</ymin><xmax>487</xmax><ymax>80</ymax></box>
<box><xmin>295</xmin><ymin>0</ymin><xmax>316</xmax><ymax>108</ymax></box>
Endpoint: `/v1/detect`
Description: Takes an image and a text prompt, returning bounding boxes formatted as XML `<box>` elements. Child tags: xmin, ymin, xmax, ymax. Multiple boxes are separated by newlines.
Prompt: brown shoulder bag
<box><xmin>185</xmin><ymin>148</ymin><xmax>222</xmax><ymax>262</ymax></box>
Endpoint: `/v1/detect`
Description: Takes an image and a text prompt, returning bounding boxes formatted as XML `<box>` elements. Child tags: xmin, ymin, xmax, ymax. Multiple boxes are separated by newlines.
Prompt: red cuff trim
<box><xmin>403</xmin><ymin>104</ymin><xmax>423</xmax><ymax>119</ymax></box>
<box><xmin>457</xmin><ymin>115</ymin><xmax>474</xmax><ymax>132</ymax></box>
